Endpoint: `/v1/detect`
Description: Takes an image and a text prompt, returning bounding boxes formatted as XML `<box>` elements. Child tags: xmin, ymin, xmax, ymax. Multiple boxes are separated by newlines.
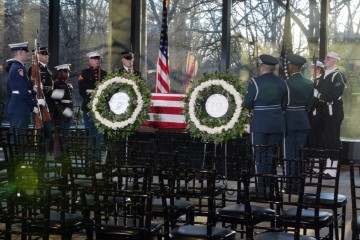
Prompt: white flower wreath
<box><xmin>188</xmin><ymin>79</ymin><xmax>242</xmax><ymax>134</ymax></box>
<box><xmin>92</xmin><ymin>77</ymin><xmax>144</xmax><ymax>129</ymax></box>
<box><xmin>184</xmin><ymin>72</ymin><xmax>247</xmax><ymax>143</ymax></box>
<box><xmin>88</xmin><ymin>73</ymin><xmax>151</xmax><ymax>137</ymax></box>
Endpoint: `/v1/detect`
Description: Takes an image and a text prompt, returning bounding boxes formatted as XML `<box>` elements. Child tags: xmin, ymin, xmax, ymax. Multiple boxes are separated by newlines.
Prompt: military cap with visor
<box><xmin>9</xmin><ymin>42</ymin><xmax>29</xmax><ymax>52</ymax></box>
<box><xmin>86</xmin><ymin>51</ymin><xmax>101</xmax><ymax>59</ymax></box>
<box><xmin>121</xmin><ymin>50</ymin><xmax>134</xmax><ymax>60</ymax></box>
<box><xmin>258</xmin><ymin>54</ymin><xmax>279</xmax><ymax>66</ymax></box>
<box><xmin>287</xmin><ymin>54</ymin><xmax>307</xmax><ymax>66</ymax></box>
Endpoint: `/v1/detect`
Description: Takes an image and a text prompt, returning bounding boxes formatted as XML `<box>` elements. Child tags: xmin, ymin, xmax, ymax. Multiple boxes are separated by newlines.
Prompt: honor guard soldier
<box><xmin>314</xmin><ymin>52</ymin><xmax>347</xmax><ymax>149</ymax></box>
<box><xmin>119</xmin><ymin>50</ymin><xmax>142</xmax><ymax>78</ymax></box>
<box><xmin>52</xmin><ymin>64</ymin><xmax>73</xmax><ymax>159</ymax></box>
<box><xmin>6</xmin><ymin>42</ymin><xmax>38</xmax><ymax>130</ymax></box>
<box><xmin>308</xmin><ymin>60</ymin><xmax>325</xmax><ymax>148</ymax></box>
<box><xmin>283</xmin><ymin>54</ymin><xmax>313</xmax><ymax>160</ymax></box>
<box><xmin>78</xmin><ymin>51</ymin><xmax>107</xmax><ymax>147</ymax></box>
<box><xmin>28</xmin><ymin>46</ymin><xmax>54</xmax><ymax>154</ymax></box>
<box><xmin>243</xmin><ymin>54</ymin><xmax>288</xmax><ymax>184</ymax></box>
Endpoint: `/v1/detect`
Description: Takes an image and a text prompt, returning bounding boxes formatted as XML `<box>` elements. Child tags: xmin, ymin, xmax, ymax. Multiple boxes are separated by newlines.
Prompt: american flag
<box><xmin>155</xmin><ymin>0</ymin><xmax>170</xmax><ymax>93</ymax></box>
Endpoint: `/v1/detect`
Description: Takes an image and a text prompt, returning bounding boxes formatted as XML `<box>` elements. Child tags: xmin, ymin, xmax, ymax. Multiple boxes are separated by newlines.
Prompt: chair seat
<box><xmin>152</xmin><ymin>198</ymin><xmax>194</xmax><ymax>211</ymax></box>
<box><xmin>254</xmin><ymin>231</ymin><xmax>316</xmax><ymax>240</ymax></box>
<box><xmin>181</xmin><ymin>184</ymin><xmax>226</xmax><ymax>197</ymax></box>
<box><xmin>281</xmin><ymin>208</ymin><xmax>333</xmax><ymax>224</ymax></box>
<box><xmin>218</xmin><ymin>203</ymin><xmax>275</xmax><ymax>217</ymax></box>
<box><xmin>99</xmin><ymin>220</ymin><xmax>162</xmax><ymax>237</ymax></box>
<box><xmin>35</xmin><ymin>211</ymin><xmax>85</xmax><ymax>228</ymax></box>
<box><xmin>170</xmin><ymin>225</ymin><xmax>235</xmax><ymax>240</ymax></box>
<box><xmin>303</xmin><ymin>192</ymin><xmax>348</xmax><ymax>206</ymax></box>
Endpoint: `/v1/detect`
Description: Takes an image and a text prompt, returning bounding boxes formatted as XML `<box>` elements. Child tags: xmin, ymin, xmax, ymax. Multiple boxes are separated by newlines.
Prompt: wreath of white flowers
<box><xmin>92</xmin><ymin>77</ymin><xmax>143</xmax><ymax>129</ymax></box>
<box><xmin>88</xmin><ymin>73</ymin><xmax>151</xmax><ymax>137</ymax></box>
<box><xmin>184</xmin><ymin>72</ymin><xmax>247</xmax><ymax>143</ymax></box>
<box><xmin>188</xmin><ymin>79</ymin><xmax>242</xmax><ymax>134</ymax></box>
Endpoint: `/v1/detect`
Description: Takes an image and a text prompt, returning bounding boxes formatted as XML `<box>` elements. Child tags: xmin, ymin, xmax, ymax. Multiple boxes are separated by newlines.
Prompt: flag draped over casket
<box><xmin>143</xmin><ymin>93</ymin><xmax>187</xmax><ymax>129</ymax></box>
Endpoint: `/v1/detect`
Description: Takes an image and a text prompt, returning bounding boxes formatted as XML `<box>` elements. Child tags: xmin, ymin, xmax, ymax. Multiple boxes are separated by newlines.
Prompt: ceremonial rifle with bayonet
<box><xmin>31</xmin><ymin>32</ymin><xmax>51</xmax><ymax>129</ymax></box>
<box><xmin>279</xmin><ymin>0</ymin><xmax>292</xmax><ymax>80</ymax></box>
<box><xmin>312</xmin><ymin>50</ymin><xmax>318</xmax><ymax>87</ymax></box>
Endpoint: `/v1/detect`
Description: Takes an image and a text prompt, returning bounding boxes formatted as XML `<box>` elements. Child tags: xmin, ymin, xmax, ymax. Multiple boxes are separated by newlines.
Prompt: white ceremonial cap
<box><xmin>86</xmin><ymin>51</ymin><xmax>101</xmax><ymax>58</ymax></box>
<box><xmin>8</xmin><ymin>42</ymin><xmax>29</xmax><ymax>52</ymax></box>
<box><xmin>326</xmin><ymin>52</ymin><xmax>341</xmax><ymax>61</ymax></box>
<box><xmin>311</xmin><ymin>60</ymin><xmax>324</xmax><ymax>68</ymax></box>
<box><xmin>54</xmin><ymin>64</ymin><xmax>71</xmax><ymax>71</ymax></box>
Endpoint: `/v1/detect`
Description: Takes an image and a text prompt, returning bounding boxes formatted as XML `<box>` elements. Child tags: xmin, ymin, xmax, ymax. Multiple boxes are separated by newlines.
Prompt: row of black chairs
<box><xmin>0</xmin><ymin>128</ymin><xmax>349</xmax><ymax>239</ymax></box>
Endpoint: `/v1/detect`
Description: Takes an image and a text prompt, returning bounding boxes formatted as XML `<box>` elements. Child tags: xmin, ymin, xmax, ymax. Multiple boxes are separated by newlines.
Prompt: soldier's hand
<box><xmin>62</xmin><ymin>107</ymin><xmax>73</xmax><ymax>117</ymax></box>
<box><xmin>33</xmin><ymin>107</ymin><xmax>39</xmax><ymax>114</ymax></box>
<box><xmin>51</xmin><ymin>89</ymin><xmax>65</xmax><ymax>99</ymax></box>
<box><xmin>33</xmin><ymin>85</ymin><xmax>39</xmax><ymax>93</ymax></box>
<box><xmin>37</xmin><ymin>98</ymin><xmax>46</xmax><ymax>106</ymax></box>
<box><xmin>314</xmin><ymin>89</ymin><xmax>320</xmax><ymax>98</ymax></box>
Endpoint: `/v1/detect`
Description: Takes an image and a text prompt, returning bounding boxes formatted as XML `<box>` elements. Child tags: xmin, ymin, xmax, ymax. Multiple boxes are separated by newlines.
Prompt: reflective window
<box><xmin>147</xmin><ymin>0</ymin><xmax>222</xmax><ymax>93</ymax></box>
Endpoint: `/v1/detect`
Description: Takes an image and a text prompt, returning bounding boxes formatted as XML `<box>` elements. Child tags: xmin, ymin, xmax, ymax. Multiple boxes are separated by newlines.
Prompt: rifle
<box><xmin>31</xmin><ymin>35</ymin><xmax>51</xmax><ymax>129</ymax></box>
<box><xmin>312</xmin><ymin>51</ymin><xmax>318</xmax><ymax>87</ymax></box>
<box><xmin>279</xmin><ymin>0</ymin><xmax>292</xmax><ymax>80</ymax></box>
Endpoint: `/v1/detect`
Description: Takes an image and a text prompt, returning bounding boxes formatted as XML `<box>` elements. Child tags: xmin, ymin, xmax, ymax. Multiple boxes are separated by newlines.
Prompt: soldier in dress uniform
<box><xmin>28</xmin><ymin>46</ymin><xmax>54</xmax><ymax>155</ymax></box>
<box><xmin>6</xmin><ymin>42</ymin><xmax>39</xmax><ymax>130</ymax></box>
<box><xmin>307</xmin><ymin>61</ymin><xmax>325</xmax><ymax>148</ymax></box>
<box><xmin>119</xmin><ymin>50</ymin><xmax>142</xmax><ymax>78</ymax></box>
<box><xmin>314</xmin><ymin>52</ymin><xmax>347</xmax><ymax>149</ymax></box>
<box><xmin>78</xmin><ymin>51</ymin><xmax>107</xmax><ymax>147</ymax></box>
<box><xmin>283</xmin><ymin>54</ymin><xmax>314</xmax><ymax>192</ymax></box>
<box><xmin>52</xmin><ymin>64</ymin><xmax>73</xmax><ymax>159</ymax></box>
<box><xmin>243</xmin><ymin>54</ymin><xmax>288</xmax><ymax>185</ymax></box>
<box><xmin>283</xmin><ymin>54</ymin><xmax>314</xmax><ymax>160</ymax></box>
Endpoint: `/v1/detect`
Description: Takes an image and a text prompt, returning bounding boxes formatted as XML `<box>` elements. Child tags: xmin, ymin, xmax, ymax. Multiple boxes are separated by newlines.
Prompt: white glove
<box><xmin>37</xmin><ymin>98</ymin><xmax>46</xmax><ymax>106</ymax></box>
<box><xmin>33</xmin><ymin>107</ymin><xmax>39</xmax><ymax>114</ymax></box>
<box><xmin>62</xmin><ymin>107</ymin><xmax>73</xmax><ymax>117</ymax></box>
<box><xmin>313</xmin><ymin>89</ymin><xmax>320</xmax><ymax>98</ymax></box>
<box><xmin>33</xmin><ymin>85</ymin><xmax>38</xmax><ymax>93</ymax></box>
<box><xmin>51</xmin><ymin>89</ymin><xmax>65</xmax><ymax>99</ymax></box>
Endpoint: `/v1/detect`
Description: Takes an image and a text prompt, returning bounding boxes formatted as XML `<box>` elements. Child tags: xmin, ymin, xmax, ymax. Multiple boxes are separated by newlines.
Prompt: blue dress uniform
<box><xmin>78</xmin><ymin>51</ymin><xmax>107</xmax><ymax>148</ymax></box>
<box><xmin>6</xmin><ymin>42</ymin><xmax>37</xmax><ymax>129</ymax></box>
<box><xmin>316</xmin><ymin>53</ymin><xmax>347</xmax><ymax>149</ymax></box>
<box><xmin>283</xmin><ymin>54</ymin><xmax>314</xmax><ymax>160</ymax></box>
<box><xmin>243</xmin><ymin>54</ymin><xmax>288</xmax><ymax>178</ymax></box>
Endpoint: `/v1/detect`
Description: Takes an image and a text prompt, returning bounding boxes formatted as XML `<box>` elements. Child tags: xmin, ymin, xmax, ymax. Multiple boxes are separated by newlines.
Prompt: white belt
<box><xmin>61</xmin><ymin>100</ymin><xmax>72</xmax><ymax>103</ymax></box>
<box><xmin>86</xmin><ymin>89</ymin><xmax>94</xmax><ymax>93</ymax></box>
<box><xmin>12</xmin><ymin>91</ymin><xmax>19</xmax><ymax>94</ymax></box>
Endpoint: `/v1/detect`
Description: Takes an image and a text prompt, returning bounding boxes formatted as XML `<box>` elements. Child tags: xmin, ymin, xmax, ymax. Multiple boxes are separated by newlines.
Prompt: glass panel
<box><xmin>329</xmin><ymin>0</ymin><xmax>360</xmax><ymax>139</ymax></box>
<box><xmin>0</xmin><ymin>0</ymin><xmax>44</xmax><ymax>119</ymax></box>
<box><xmin>147</xmin><ymin>0</ymin><xmax>222</xmax><ymax>93</ymax></box>
<box><xmin>59</xmin><ymin>0</ymin><xmax>109</xmax><ymax>107</ymax></box>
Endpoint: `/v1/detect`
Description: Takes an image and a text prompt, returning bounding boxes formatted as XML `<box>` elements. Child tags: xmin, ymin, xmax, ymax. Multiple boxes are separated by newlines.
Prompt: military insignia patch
<box><xmin>78</xmin><ymin>75</ymin><xmax>84</xmax><ymax>81</ymax></box>
<box><xmin>18</xmin><ymin>69</ymin><xmax>24</xmax><ymax>76</ymax></box>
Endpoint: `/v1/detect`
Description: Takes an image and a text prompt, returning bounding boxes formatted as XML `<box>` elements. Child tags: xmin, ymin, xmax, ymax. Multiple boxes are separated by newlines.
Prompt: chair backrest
<box><xmin>245</xmin><ymin>157</ymin><xmax>306</xmax><ymax>237</ymax></box>
<box><xmin>350</xmin><ymin>161</ymin><xmax>360</xmax><ymax>239</ymax></box>
<box><xmin>6</xmin><ymin>127</ymin><xmax>44</xmax><ymax>145</ymax></box>
<box><xmin>159</xmin><ymin>164</ymin><xmax>217</xmax><ymax>222</ymax></box>
<box><xmin>299</xmin><ymin>147</ymin><xmax>343</xmax><ymax>198</ymax></box>
<box><xmin>81</xmin><ymin>188</ymin><xmax>154</xmax><ymax>240</ymax></box>
<box><xmin>15</xmin><ymin>184</ymin><xmax>51</xmax><ymax>239</ymax></box>
<box><xmin>107</xmin><ymin>139</ymin><xmax>156</xmax><ymax>167</ymax></box>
